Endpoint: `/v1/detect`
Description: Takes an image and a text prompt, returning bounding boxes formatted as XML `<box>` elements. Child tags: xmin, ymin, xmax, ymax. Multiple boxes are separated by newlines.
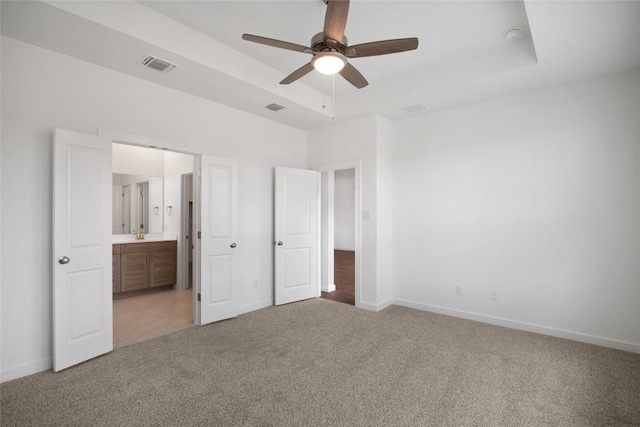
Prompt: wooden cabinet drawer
<box><xmin>120</xmin><ymin>252</ymin><xmax>149</xmax><ymax>292</ymax></box>
<box><xmin>149</xmin><ymin>250</ymin><xmax>177</xmax><ymax>287</ymax></box>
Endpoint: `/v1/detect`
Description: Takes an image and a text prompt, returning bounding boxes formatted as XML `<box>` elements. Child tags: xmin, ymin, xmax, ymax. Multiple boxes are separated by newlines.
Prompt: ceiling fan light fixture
<box><xmin>312</xmin><ymin>52</ymin><xmax>347</xmax><ymax>75</ymax></box>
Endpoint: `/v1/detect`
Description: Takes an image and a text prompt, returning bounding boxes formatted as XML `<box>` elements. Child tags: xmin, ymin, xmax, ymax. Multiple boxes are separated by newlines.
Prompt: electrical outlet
<box><xmin>455</xmin><ymin>285</ymin><xmax>463</xmax><ymax>295</ymax></box>
<box><xmin>491</xmin><ymin>288</ymin><xmax>501</xmax><ymax>301</ymax></box>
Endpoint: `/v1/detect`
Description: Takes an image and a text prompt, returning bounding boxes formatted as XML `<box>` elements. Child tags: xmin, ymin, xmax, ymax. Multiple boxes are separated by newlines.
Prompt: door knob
<box><xmin>277</xmin><ymin>241</ymin><xmax>283</xmax><ymax>246</ymax></box>
<box><xmin>58</xmin><ymin>256</ymin><xmax>71</xmax><ymax>265</ymax></box>
<box><xmin>230</xmin><ymin>242</ymin><xmax>237</xmax><ymax>248</ymax></box>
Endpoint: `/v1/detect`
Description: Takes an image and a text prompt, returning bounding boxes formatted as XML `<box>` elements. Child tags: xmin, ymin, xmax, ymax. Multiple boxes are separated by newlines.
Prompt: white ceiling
<box><xmin>2</xmin><ymin>1</ymin><xmax>639</xmax><ymax>131</ymax></box>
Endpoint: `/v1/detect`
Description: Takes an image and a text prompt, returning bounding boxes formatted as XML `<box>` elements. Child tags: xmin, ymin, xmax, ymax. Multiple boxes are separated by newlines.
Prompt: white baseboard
<box><xmin>236</xmin><ymin>299</ymin><xmax>273</xmax><ymax>316</ymax></box>
<box><xmin>392</xmin><ymin>299</ymin><xmax>640</xmax><ymax>354</ymax></box>
<box><xmin>322</xmin><ymin>283</ymin><xmax>336</xmax><ymax>293</ymax></box>
<box><xmin>357</xmin><ymin>298</ymin><xmax>394</xmax><ymax>312</ymax></box>
<box><xmin>334</xmin><ymin>247</ymin><xmax>355</xmax><ymax>252</ymax></box>
<box><xmin>1</xmin><ymin>358</ymin><xmax>52</xmax><ymax>383</ymax></box>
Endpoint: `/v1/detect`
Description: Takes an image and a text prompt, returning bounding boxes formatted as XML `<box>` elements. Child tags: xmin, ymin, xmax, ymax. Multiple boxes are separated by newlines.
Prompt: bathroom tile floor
<box><xmin>113</xmin><ymin>289</ymin><xmax>193</xmax><ymax>348</ymax></box>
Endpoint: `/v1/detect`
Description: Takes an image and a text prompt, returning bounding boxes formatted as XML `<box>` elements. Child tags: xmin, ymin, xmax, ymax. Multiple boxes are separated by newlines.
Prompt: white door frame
<box><xmin>179</xmin><ymin>173</ymin><xmax>194</xmax><ymax>291</ymax></box>
<box><xmin>316</xmin><ymin>160</ymin><xmax>362</xmax><ymax>308</ymax></box>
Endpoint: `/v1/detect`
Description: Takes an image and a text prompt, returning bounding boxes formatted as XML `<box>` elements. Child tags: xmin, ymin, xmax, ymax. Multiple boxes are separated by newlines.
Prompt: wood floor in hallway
<box><xmin>321</xmin><ymin>250</ymin><xmax>355</xmax><ymax>306</ymax></box>
<box><xmin>113</xmin><ymin>289</ymin><xmax>193</xmax><ymax>348</ymax></box>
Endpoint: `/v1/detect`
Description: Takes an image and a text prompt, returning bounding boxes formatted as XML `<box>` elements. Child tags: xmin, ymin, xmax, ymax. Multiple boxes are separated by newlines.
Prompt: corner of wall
<box><xmin>375</xmin><ymin>117</ymin><xmax>394</xmax><ymax>304</ymax></box>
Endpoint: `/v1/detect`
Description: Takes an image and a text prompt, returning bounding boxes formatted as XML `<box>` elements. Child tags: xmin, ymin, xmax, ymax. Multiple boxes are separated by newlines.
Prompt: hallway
<box><xmin>320</xmin><ymin>250</ymin><xmax>355</xmax><ymax>306</ymax></box>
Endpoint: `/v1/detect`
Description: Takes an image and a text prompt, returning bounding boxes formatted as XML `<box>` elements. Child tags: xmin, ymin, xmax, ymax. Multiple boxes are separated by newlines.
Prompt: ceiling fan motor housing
<box><xmin>311</xmin><ymin>32</ymin><xmax>348</xmax><ymax>54</ymax></box>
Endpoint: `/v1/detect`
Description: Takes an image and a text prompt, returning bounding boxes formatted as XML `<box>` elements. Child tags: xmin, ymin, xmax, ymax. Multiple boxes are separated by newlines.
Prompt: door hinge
<box><xmin>197</xmin><ymin>231</ymin><xmax>201</xmax><ymax>239</ymax></box>
<box><xmin>197</xmin><ymin>293</ymin><xmax>201</xmax><ymax>302</ymax></box>
<box><xmin>197</xmin><ymin>169</ymin><xmax>202</xmax><ymax>177</ymax></box>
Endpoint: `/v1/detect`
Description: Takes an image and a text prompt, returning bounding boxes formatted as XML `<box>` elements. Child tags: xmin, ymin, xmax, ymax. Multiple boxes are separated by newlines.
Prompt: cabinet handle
<box><xmin>230</xmin><ymin>242</ymin><xmax>237</xmax><ymax>248</ymax></box>
<box><xmin>58</xmin><ymin>256</ymin><xmax>71</xmax><ymax>265</ymax></box>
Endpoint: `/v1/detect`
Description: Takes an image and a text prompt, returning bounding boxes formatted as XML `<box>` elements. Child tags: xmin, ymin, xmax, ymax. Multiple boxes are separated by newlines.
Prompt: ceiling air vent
<box><xmin>139</xmin><ymin>55</ymin><xmax>179</xmax><ymax>73</ymax></box>
<box><xmin>400</xmin><ymin>103</ymin><xmax>428</xmax><ymax>114</ymax></box>
<box><xmin>265</xmin><ymin>103</ymin><xmax>287</xmax><ymax>112</ymax></box>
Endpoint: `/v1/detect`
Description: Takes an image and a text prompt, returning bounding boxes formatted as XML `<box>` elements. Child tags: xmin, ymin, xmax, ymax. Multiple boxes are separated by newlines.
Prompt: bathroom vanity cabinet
<box><xmin>112</xmin><ymin>241</ymin><xmax>177</xmax><ymax>297</ymax></box>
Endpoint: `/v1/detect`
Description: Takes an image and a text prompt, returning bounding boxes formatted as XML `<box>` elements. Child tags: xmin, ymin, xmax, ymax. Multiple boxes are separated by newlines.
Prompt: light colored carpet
<box><xmin>2</xmin><ymin>299</ymin><xmax>639</xmax><ymax>426</ymax></box>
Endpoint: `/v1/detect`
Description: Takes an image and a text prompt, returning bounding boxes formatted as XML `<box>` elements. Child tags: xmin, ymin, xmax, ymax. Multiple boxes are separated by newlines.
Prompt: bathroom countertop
<box><xmin>112</xmin><ymin>234</ymin><xmax>178</xmax><ymax>244</ymax></box>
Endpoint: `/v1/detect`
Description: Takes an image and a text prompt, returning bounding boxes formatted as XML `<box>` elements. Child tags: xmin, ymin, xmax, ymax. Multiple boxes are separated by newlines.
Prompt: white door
<box><xmin>53</xmin><ymin>129</ymin><xmax>113</xmax><ymax>371</ymax></box>
<box><xmin>274</xmin><ymin>167</ymin><xmax>320</xmax><ymax>305</ymax></box>
<box><xmin>198</xmin><ymin>155</ymin><xmax>238</xmax><ymax>324</ymax></box>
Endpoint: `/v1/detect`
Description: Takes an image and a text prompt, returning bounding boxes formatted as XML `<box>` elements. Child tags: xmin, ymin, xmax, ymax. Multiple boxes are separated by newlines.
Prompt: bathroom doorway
<box><xmin>111</xmin><ymin>142</ymin><xmax>196</xmax><ymax>348</ymax></box>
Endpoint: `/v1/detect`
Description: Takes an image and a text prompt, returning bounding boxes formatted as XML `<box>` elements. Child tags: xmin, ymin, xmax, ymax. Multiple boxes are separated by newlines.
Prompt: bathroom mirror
<box><xmin>112</xmin><ymin>174</ymin><xmax>163</xmax><ymax>234</ymax></box>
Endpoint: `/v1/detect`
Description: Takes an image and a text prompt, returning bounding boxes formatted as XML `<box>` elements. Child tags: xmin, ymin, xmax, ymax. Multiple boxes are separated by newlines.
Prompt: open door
<box><xmin>53</xmin><ymin>129</ymin><xmax>113</xmax><ymax>371</ymax></box>
<box><xmin>274</xmin><ymin>167</ymin><xmax>320</xmax><ymax>305</ymax></box>
<box><xmin>197</xmin><ymin>155</ymin><xmax>238</xmax><ymax>324</ymax></box>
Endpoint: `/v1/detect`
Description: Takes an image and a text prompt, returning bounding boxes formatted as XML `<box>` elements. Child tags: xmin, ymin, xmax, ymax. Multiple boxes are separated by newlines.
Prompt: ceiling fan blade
<box><xmin>242</xmin><ymin>34</ymin><xmax>311</xmax><ymax>54</ymax></box>
<box><xmin>345</xmin><ymin>38</ymin><xmax>419</xmax><ymax>58</ymax></box>
<box><xmin>339</xmin><ymin>63</ymin><xmax>368</xmax><ymax>89</ymax></box>
<box><xmin>280</xmin><ymin>62</ymin><xmax>315</xmax><ymax>85</ymax></box>
<box><xmin>324</xmin><ymin>0</ymin><xmax>350</xmax><ymax>42</ymax></box>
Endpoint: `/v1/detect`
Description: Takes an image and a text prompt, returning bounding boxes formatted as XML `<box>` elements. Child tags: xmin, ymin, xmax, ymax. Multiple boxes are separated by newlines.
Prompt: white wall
<box><xmin>0</xmin><ymin>37</ymin><xmax>307</xmax><ymax>381</ymax></box>
<box><xmin>112</xmin><ymin>143</ymin><xmax>164</xmax><ymax>176</ymax></box>
<box><xmin>334</xmin><ymin>169</ymin><xmax>355</xmax><ymax>251</ymax></box>
<box><xmin>376</xmin><ymin>118</ymin><xmax>394</xmax><ymax>306</ymax></box>
<box><xmin>393</xmin><ymin>71</ymin><xmax>640</xmax><ymax>352</ymax></box>
<box><xmin>163</xmin><ymin>151</ymin><xmax>194</xmax><ymax>236</ymax></box>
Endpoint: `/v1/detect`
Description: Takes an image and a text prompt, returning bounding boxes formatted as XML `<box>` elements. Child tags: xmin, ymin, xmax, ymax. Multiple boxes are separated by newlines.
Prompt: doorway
<box><xmin>321</xmin><ymin>168</ymin><xmax>356</xmax><ymax>305</ymax></box>
<box><xmin>53</xmin><ymin>128</ymin><xmax>240</xmax><ymax>370</ymax></box>
<box><xmin>317</xmin><ymin>161</ymin><xmax>362</xmax><ymax>308</ymax></box>
<box><xmin>110</xmin><ymin>142</ymin><xmax>195</xmax><ymax>348</ymax></box>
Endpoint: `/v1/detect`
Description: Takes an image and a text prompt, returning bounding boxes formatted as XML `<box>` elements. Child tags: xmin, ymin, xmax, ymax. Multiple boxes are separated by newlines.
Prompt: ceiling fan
<box><xmin>242</xmin><ymin>0</ymin><xmax>418</xmax><ymax>89</ymax></box>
